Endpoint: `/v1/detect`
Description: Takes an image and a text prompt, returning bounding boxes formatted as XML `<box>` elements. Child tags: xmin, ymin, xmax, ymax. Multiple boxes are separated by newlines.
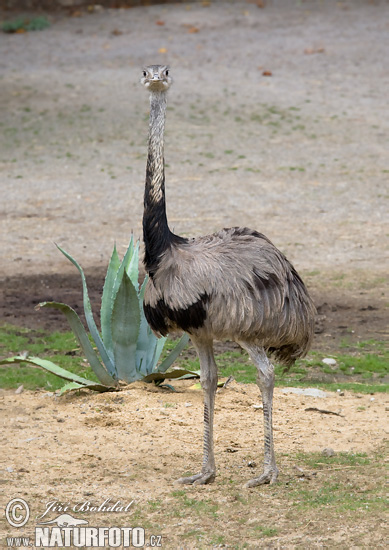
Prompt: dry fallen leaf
<box><xmin>262</xmin><ymin>70</ymin><xmax>272</xmax><ymax>76</ymax></box>
<box><xmin>111</xmin><ymin>29</ymin><xmax>123</xmax><ymax>36</ymax></box>
<box><xmin>188</xmin><ymin>26</ymin><xmax>200</xmax><ymax>34</ymax></box>
<box><xmin>156</xmin><ymin>20</ymin><xmax>165</xmax><ymax>26</ymax></box>
<box><xmin>158</xmin><ymin>47</ymin><xmax>167</xmax><ymax>54</ymax></box>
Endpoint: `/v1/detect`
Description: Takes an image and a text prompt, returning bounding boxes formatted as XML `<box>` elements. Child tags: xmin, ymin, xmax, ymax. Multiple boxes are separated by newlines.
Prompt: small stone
<box><xmin>322</xmin><ymin>358</ymin><xmax>337</xmax><ymax>366</ymax></box>
<box><xmin>247</xmin><ymin>461</ymin><xmax>256</xmax><ymax>468</ymax></box>
<box><xmin>15</xmin><ymin>385</ymin><xmax>24</xmax><ymax>394</ymax></box>
<box><xmin>252</xmin><ymin>404</ymin><xmax>263</xmax><ymax>410</ymax></box>
<box><xmin>184</xmin><ymin>402</ymin><xmax>192</xmax><ymax>407</ymax></box>
<box><xmin>6</xmin><ymin>466</ymin><xmax>14</xmax><ymax>473</ymax></box>
<box><xmin>322</xmin><ymin>447</ymin><xmax>335</xmax><ymax>457</ymax></box>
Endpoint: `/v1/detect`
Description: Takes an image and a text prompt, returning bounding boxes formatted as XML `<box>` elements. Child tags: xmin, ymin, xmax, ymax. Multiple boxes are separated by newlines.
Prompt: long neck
<box><xmin>143</xmin><ymin>91</ymin><xmax>172</xmax><ymax>275</ymax></box>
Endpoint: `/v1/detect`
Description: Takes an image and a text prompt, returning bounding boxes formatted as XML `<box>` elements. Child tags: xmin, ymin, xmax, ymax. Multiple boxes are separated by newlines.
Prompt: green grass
<box><xmin>0</xmin><ymin>324</ymin><xmax>99</xmax><ymax>391</ymax></box>
<box><xmin>295</xmin><ymin>451</ymin><xmax>371</xmax><ymax>469</ymax></box>
<box><xmin>287</xmin><ymin>481</ymin><xmax>384</xmax><ymax>512</ymax></box>
<box><xmin>1</xmin><ymin>16</ymin><xmax>50</xmax><ymax>33</ymax></box>
<box><xmin>169</xmin><ymin>491</ymin><xmax>219</xmax><ymax>519</ymax></box>
<box><xmin>1</xmin><ymin>325</ymin><xmax>388</xmax><ymax>394</ymax></box>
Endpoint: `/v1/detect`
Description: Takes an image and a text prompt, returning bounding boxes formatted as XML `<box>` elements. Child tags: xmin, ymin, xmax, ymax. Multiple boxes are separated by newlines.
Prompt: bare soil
<box><xmin>0</xmin><ymin>1</ymin><xmax>388</xmax><ymax>548</ymax></box>
<box><xmin>1</xmin><ymin>382</ymin><xmax>388</xmax><ymax>548</ymax></box>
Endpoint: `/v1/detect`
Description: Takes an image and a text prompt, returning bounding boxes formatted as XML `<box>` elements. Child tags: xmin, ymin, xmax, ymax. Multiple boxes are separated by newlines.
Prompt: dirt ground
<box><xmin>0</xmin><ymin>381</ymin><xmax>388</xmax><ymax>548</ymax></box>
<box><xmin>0</xmin><ymin>1</ymin><xmax>388</xmax><ymax>548</ymax></box>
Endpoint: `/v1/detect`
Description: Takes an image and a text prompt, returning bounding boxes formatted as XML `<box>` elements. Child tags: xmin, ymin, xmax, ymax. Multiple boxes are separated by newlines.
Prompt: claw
<box><xmin>176</xmin><ymin>471</ymin><xmax>216</xmax><ymax>485</ymax></box>
<box><xmin>244</xmin><ymin>468</ymin><xmax>278</xmax><ymax>488</ymax></box>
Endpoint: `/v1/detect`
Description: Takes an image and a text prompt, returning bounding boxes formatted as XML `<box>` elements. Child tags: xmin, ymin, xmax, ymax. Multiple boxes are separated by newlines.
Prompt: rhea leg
<box><xmin>177</xmin><ymin>338</ymin><xmax>218</xmax><ymax>485</ymax></box>
<box><xmin>240</xmin><ymin>344</ymin><xmax>278</xmax><ymax>487</ymax></box>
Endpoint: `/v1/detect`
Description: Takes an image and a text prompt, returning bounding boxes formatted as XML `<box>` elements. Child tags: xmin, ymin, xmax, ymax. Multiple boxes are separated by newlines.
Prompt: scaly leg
<box><xmin>239</xmin><ymin>344</ymin><xmax>279</xmax><ymax>488</ymax></box>
<box><xmin>177</xmin><ymin>338</ymin><xmax>218</xmax><ymax>485</ymax></box>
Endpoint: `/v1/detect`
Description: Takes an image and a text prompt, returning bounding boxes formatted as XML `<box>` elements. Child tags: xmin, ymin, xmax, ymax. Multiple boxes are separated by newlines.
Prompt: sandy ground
<box><xmin>0</xmin><ymin>382</ymin><xmax>388</xmax><ymax>548</ymax></box>
<box><xmin>0</xmin><ymin>1</ymin><xmax>389</xmax><ymax>548</ymax></box>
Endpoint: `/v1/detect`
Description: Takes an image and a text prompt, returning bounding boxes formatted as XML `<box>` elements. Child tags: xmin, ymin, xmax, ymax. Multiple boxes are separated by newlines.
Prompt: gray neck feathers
<box><xmin>143</xmin><ymin>91</ymin><xmax>171</xmax><ymax>274</ymax></box>
<box><xmin>147</xmin><ymin>91</ymin><xmax>167</xmax><ymax>202</ymax></box>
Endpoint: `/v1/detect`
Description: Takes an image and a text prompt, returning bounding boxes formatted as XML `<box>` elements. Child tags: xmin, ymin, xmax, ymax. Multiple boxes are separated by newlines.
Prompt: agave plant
<box><xmin>1</xmin><ymin>238</ymin><xmax>193</xmax><ymax>393</ymax></box>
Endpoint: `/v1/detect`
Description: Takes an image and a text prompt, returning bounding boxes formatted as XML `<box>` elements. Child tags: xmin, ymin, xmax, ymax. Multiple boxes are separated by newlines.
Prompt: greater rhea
<box><xmin>140</xmin><ymin>65</ymin><xmax>316</xmax><ymax>487</ymax></box>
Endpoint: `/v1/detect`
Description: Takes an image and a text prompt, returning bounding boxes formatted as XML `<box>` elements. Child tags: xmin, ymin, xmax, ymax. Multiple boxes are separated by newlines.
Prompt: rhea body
<box><xmin>141</xmin><ymin>65</ymin><xmax>316</xmax><ymax>486</ymax></box>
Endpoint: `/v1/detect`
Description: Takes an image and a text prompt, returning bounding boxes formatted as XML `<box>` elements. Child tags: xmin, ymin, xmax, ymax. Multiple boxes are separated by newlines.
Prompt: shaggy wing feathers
<box><xmin>143</xmin><ymin>227</ymin><xmax>316</xmax><ymax>364</ymax></box>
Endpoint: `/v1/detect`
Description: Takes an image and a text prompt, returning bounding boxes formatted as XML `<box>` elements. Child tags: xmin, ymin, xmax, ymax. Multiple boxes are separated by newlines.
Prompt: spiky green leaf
<box><xmin>100</xmin><ymin>244</ymin><xmax>120</xmax><ymax>359</ymax></box>
<box><xmin>0</xmin><ymin>355</ymin><xmax>102</xmax><ymax>386</ymax></box>
<box><xmin>125</xmin><ymin>238</ymin><xmax>140</xmax><ymax>291</ymax></box>
<box><xmin>139</xmin><ymin>275</ymin><xmax>148</xmax><ymax>301</ymax></box>
<box><xmin>59</xmin><ymin>381</ymin><xmax>115</xmax><ymax>395</ymax></box>
<box><xmin>111</xmin><ymin>239</ymin><xmax>136</xmax><ymax>305</ymax></box>
<box><xmin>156</xmin><ymin>333</ymin><xmax>191</xmax><ymax>374</ymax></box>
<box><xmin>37</xmin><ymin>301</ymin><xmax>117</xmax><ymax>387</ymax></box>
<box><xmin>111</xmin><ymin>271</ymin><xmax>140</xmax><ymax>382</ymax></box>
<box><xmin>58</xmin><ymin>382</ymin><xmax>85</xmax><ymax>395</ymax></box>
<box><xmin>55</xmin><ymin>244</ymin><xmax>116</xmax><ymax>379</ymax></box>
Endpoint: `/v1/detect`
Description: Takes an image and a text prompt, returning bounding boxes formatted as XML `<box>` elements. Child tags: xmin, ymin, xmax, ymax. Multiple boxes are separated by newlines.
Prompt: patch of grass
<box><xmin>251</xmin><ymin>525</ymin><xmax>278</xmax><ymax>537</ymax></box>
<box><xmin>295</xmin><ymin>451</ymin><xmax>371</xmax><ymax>469</ymax></box>
<box><xmin>1</xmin><ymin>325</ymin><xmax>388</xmax><ymax>394</ymax></box>
<box><xmin>288</xmin><ymin>482</ymin><xmax>383</xmax><ymax>512</ymax></box>
<box><xmin>0</xmin><ymin>324</ymin><xmax>98</xmax><ymax>390</ymax></box>
<box><xmin>2</xmin><ymin>16</ymin><xmax>50</xmax><ymax>33</ymax></box>
<box><xmin>163</xmin><ymin>337</ymin><xmax>389</xmax><ymax>392</ymax></box>
<box><xmin>147</xmin><ymin>499</ymin><xmax>162</xmax><ymax>511</ymax></box>
<box><xmin>283</xmin><ymin>449</ymin><xmax>387</xmax><ymax>514</ymax></box>
<box><xmin>170</xmin><ymin>490</ymin><xmax>218</xmax><ymax>519</ymax></box>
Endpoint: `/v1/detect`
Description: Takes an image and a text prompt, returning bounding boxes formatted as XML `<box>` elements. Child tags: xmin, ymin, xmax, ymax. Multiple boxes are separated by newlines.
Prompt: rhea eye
<box><xmin>143</xmin><ymin>71</ymin><xmax>147</xmax><ymax>77</ymax></box>
<box><xmin>165</xmin><ymin>70</ymin><xmax>169</xmax><ymax>76</ymax></box>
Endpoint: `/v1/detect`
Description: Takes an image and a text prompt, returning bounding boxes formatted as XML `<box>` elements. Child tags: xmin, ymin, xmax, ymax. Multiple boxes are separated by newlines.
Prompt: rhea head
<box><xmin>141</xmin><ymin>65</ymin><xmax>172</xmax><ymax>92</ymax></box>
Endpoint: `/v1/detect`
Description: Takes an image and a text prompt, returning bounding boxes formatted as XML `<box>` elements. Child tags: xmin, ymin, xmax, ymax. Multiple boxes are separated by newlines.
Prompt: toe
<box><xmin>245</xmin><ymin>468</ymin><xmax>278</xmax><ymax>488</ymax></box>
<box><xmin>176</xmin><ymin>471</ymin><xmax>215</xmax><ymax>485</ymax></box>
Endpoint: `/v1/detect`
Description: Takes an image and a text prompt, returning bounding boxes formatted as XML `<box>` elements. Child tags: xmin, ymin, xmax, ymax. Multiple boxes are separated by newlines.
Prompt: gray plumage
<box><xmin>141</xmin><ymin>65</ymin><xmax>316</xmax><ymax>487</ymax></box>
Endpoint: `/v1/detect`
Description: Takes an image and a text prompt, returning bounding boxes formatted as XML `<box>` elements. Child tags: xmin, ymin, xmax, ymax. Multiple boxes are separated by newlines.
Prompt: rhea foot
<box><xmin>176</xmin><ymin>470</ymin><xmax>216</xmax><ymax>485</ymax></box>
<box><xmin>244</xmin><ymin>467</ymin><xmax>278</xmax><ymax>488</ymax></box>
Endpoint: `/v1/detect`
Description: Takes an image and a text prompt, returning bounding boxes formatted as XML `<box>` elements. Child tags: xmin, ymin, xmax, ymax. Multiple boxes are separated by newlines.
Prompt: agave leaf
<box><xmin>142</xmin><ymin>368</ymin><xmax>200</xmax><ymax>383</ymax></box>
<box><xmin>136</xmin><ymin>316</ymin><xmax>156</xmax><ymax>376</ymax></box>
<box><xmin>111</xmin><ymin>271</ymin><xmax>140</xmax><ymax>382</ymax></box>
<box><xmin>144</xmin><ymin>330</ymin><xmax>167</xmax><ymax>375</ymax></box>
<box><xmin>136</xmin><ymin>275</ymin><xmax>156</xmax><ymax>376</ymax></box>
<box><xmin>111</xmin><ymin>239</ymin><xmax>136</xmax><ymax>304</ymax></box>
<box><xmin>139</xmin><ymin>275</ymin><xmax>148</xmax><ymax>300</ymax></box>
<box><xmin>58</xmin><ymin>382</ymin><xmax>85</xmax><ymax>395</ymax></box>
<box><xmin>55</xmin><ymin>244</ymin><xmax>116</xmax><ymax>379</ymax></box>
<box><xmin>0</xmin><ymin>355</ymin><xmax>99</xmax><ymax>386</ymax></box>
<box><xmin>59</xmin><ymin>381</ymin><xmax>115</xmax><ymax>395</ymax></box>
<box><xmin>136</xmin><ymin>298</ymin><xmax>167</xmax><ymax>376</ymax></box>
<box><xmin>156</xmin><ymin>333</ymin><xmax>190</xmax><ymax>374</ymax></box>
<box><xmin>101</xmin><ymin>244</ymin><xmax>120</xmax><ymax>359</ymax></box>
<box><xmin>125</xmin><ymin>238</ymin><xmax>140</xmax><ymax>291</ymax></box>
<box><xmin>38</xmin><ymin>301</ymin><xmax>117</xmax><ymax>387</ymax></box>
